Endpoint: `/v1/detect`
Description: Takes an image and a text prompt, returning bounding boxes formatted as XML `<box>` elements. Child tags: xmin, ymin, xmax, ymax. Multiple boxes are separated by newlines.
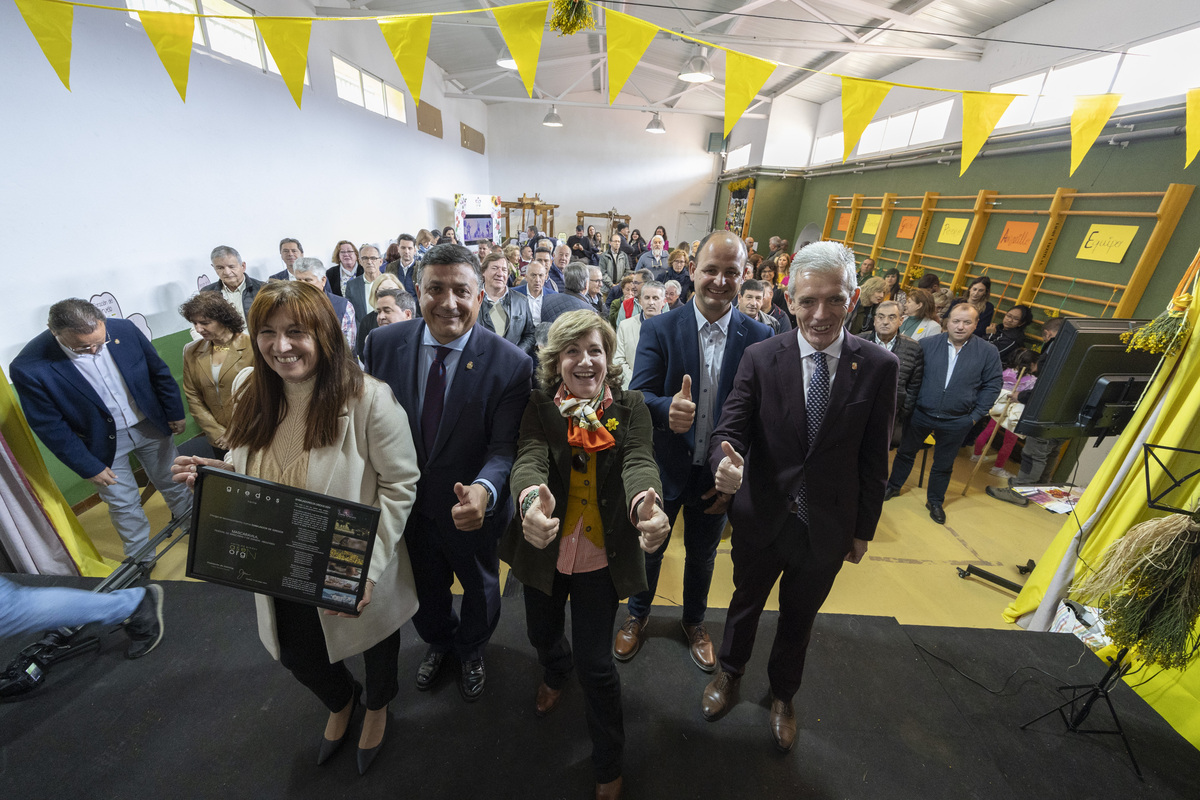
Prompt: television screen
<box><xmin>1015</xmin><ymin>318</ymin><xmax>1160</xmax><ymax>439</ymax></box>
<box><xmin>463</xmin><ymin>215</ymin><xmax>494</xmax><ymax>242</ymax></box>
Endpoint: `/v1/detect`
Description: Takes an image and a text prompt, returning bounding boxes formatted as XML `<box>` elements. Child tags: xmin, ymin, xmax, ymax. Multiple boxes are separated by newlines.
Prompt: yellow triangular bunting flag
<box><xmin>493</xmin><ymin>1</ymin><xmax>549</xmax><ymax>97</ymax></box>
<box><xmin>1186</xmin><ymin>87</ymin><xmax>1199</xmax><ymax>169</ymax></box>
<box><xmin>841</xmin><ymin>77</ymin><xmax>891</xmax><ymax>161</ymax></box>
<box><xmin>605</xmin><ymin>10</ymin><xmax>658</xmax><ymax>105</ymax></box>
<box><xmin>724</xmin><ymin>50</ymin><xmax>775</xmax><ymax>139</ymax></box>
<box><xmin>256</xmin><ymin>17</ymin><xmax>312</xmax><ymax>109</ymax></box>
<box><xmin>139</xmin><ymin>10</ymin><xmax>195</xmax><ymax>102</ymax></box>
<box><xmin>379</xmin><ymin>15</ymin><xmax>432</xmax><ymax>108</ymax></box>
<box><xmin>1070</xmin><ymin>93</ymin><xmax>1122</xmax><ymax>176</ymax></box>
<box><xmin>959</xmin><ymin>92</ymin><xmax>1015</xmax><ymax>176</ymax></box>
<box><xmin>14</xmin><ymin>0</ymin><xmax>73</xmax><ymax>91</ymax></box>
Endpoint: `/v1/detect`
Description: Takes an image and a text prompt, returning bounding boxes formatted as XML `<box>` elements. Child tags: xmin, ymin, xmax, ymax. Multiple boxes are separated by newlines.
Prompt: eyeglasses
<box><xmin>571</xmin><ymin>449</ymin><xmax>590</xmax><ymax>473</ymax></box>
<box><xmin>360</xmin><ymin>256</ymin><xmax>382</xmax><ymax>263</ymax></box>
<box><xmin>62</xmin><ymin>333</ymin><xmax>110</xmax><ymax>355</ymax></box>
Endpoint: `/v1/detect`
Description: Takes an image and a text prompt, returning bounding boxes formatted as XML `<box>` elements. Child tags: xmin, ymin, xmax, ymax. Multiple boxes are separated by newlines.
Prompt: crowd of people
<box><xmin>8</xmin><ymin>222</ymin><xmax>1068</xmax><ymax>799</ymax></box>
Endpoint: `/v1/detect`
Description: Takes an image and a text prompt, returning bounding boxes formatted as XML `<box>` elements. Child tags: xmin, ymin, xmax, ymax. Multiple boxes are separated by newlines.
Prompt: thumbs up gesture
<box><xmin>451</xmin><ymin>481</ymin><xmax>488</xmax><ymax>531</ymax></box>
<box><xmin>714</xmin><ymin>441</ymin><xmax>745</xmax><ymax>495</ymax></box>
<box><xmin>522</xmin><ymin>484</ymin><xmax>560</xmax><ymax>549</ymax></box>
<box><xmin>635</xmin><ymin>488</ymin><xmax>670</xmax><ymax>553</ymax></box>
<box><xmin>668</xmin><ymin>374</ymin><xmax>696</xmax><ymax>434</ymax></box>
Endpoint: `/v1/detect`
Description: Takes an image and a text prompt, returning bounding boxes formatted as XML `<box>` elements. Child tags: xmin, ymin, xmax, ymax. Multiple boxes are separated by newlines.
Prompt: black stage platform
<box><xmin>2</xmin><ymin>577</ymin><xmax>1198</xmax><ymax>799</ymax></box>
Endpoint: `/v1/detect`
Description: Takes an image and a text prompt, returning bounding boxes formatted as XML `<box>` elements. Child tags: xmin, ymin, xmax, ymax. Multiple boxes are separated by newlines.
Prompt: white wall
<box><xmin>485</xmin><ymin>100</ymin><xmax>722</xmax><ymax>247</ymax></box>
<box><xmin>761</xmin><ymin>95</ymin><xmax>820</xmax><ymax>168</ymax></box>
<box><xmin>811</xmin><ymin>0</ymin><xmax>1200</xmax><ymax>141</ymax></box>
<box><xmin>0</xmin><ymin>0</ymin><xmax>487</xmax><ymax>364</ymax></box>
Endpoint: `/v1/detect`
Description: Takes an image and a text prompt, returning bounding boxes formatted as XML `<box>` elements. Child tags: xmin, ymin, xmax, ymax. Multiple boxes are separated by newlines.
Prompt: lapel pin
<box><xmin>851</xmin><ymin>362</ymin><xmax>858</xmax><ymax>370</ymax></box>
<box><xmin>113</xmin><ymin>339</ymin><xmax>120</xmax><ymax>345</ymax></box>
<box><xmin>466</xmin><ymin>361</ymin><xmax>474</xmax><ymax>370</ymax></box>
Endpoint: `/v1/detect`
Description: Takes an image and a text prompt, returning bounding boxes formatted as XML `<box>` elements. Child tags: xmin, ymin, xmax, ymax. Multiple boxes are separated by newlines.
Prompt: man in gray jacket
<box><xmin>858</xmin><ymin>300</ymin><xmax>923</xmax><ymax>448</ymax></box>
<box><xmin>883</xmin><ymin>303</ymin><xmax>1001</xmax><ymax>524</ymax></box>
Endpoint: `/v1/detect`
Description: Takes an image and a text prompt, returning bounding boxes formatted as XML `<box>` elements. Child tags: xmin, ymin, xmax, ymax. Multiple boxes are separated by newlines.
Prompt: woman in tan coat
<box><xmin>173</xmin><ymin>281</ymin><xmax>420</xmax><ymax>775</ymax></box>
<box><xmin>179</xmin><ymin>293</ymin><xmax>253</xmax><ymax>458</ymax></box>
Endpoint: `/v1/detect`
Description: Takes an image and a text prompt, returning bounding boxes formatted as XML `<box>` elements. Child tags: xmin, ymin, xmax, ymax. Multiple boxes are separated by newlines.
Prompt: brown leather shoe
<box><xmin>595</xmin><ymin>775</ymin><xmax>622</xmax><ymax>800</ymax></box>
<box><xmin>682</xmin><ymin>622</ymin><xmax>716</xmax><ymax>672</ymax></box>
<box><xmin>769</xmin><ymin>692</ymin><xmax>796</xmax><ymax>753</ymax></box>
<box><xmin>535</xmin><ymin>682</ymin><xmax>562</xmax><ymax>717</ymax></box>
<box><xmin>701</xmin><ymin>670</ymin><xmax>740</xmax><ymax>721</ymax></box>
<box><xmin>613</xmin><ymin>615</ymin><xmax>648</xmax><ymax>662</ymax></box>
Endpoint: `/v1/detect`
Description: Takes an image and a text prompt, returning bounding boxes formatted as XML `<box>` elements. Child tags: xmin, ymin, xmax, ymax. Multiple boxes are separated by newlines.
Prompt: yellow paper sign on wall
<box><xmin>862</xmin><ymin>214</ymin><xmax>881</xmax><ymax>235</ymax></box>
<box><xmin>1076</xmin><ymin>224</ymin><xmax>1139</xmax><ymax>263</ymax></box>
<box><xmin>938</xmin><ymin>217</ymin><xmax>969</xmax><ymax>245</ymax></box>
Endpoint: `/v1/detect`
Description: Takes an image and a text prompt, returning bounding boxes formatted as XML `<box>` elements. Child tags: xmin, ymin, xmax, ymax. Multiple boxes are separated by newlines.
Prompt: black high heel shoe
<box><xmin>356</xmin><ymin>707</ymin><xmax>390</xmax><ymax>776</ymax></box>
<box><xmin>317</xmin><ymin>681</ymin><xmax>362</xmax><ymax>766</ymax></box>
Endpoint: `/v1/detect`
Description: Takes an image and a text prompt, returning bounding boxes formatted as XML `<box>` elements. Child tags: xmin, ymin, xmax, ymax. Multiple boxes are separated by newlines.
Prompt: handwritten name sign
<box><xmin>1076</xmin><ymin>224</ymin><xmax>1139</xmax><ymax>263</ymax></box>
<box><xmin>996</xmin><ymin>221</ymin><xmax>1040</xmax><ymax>253</ymax></box>
<box><xmin>937</xmin><ymin>217</ymin><xmax>969</xmax><ymax>245</ymax></box>
<box><xmin>863</xmin><ymin>214</ymin><xmax>881</xmax><ymax>235</ymax></box>
<box><xmin>896</xmin><ymin>216</ymin><xmax>920</xmax><ymax>240</ymax></box>
<box><xmin>837</xmin><ymin>212</ymin><xmax>851</xmax><ymax>232</ymax></box>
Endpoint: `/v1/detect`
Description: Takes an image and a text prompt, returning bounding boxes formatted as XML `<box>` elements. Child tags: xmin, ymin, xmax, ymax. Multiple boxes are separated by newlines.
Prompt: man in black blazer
<box><xmin>883</xmin><ymin>303</ymin><xmax>1002</xmax><ymax>524</ymax></box>
<box><xmin>363</xmin><ymin>243</ymin><xmax>532</xmax><ymax>702</ymax></box>
<box><xmin>477</xmin><ymin>251</ymin><xmax>536</xmax><ymax>358</ymax></box>
<box><xmin>701</xmin><ymin>242</ymin><xmax>898</xmax><ymax>752</ymax></box>
<box><xmin>539</xmin><ymin>262</ymin><xmax>598</xmax><ymax>325</ymax></box>
<box><xmin>614</xmin><ymin>231</ymin><xmax>771</xmax><ymax>673</ymax></box>
<box><xmin>269</xmin><ymin>237</ymin><xmax>303</xmax><ymax>281</ymax></box>
<box><xmin>201</xmin><ymin>245</ymin><xmax>263</xmax><ymax>321</ymax></box>
<box><xmin>858</xmin><ymin>300</ymin><xmax>924</xmax><ymax>448</ymax></box>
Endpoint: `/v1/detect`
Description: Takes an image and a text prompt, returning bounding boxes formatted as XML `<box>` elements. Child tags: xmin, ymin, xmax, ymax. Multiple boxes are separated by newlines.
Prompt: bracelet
<box><xmin>520</xmin><ymin>488</ymin><xmax>540</xmax><ymax>519</ymax></box>
<box><xmin>366</xmin><ymin>578</ymin><xmax>376</xmax><ymax>586</ymax></box>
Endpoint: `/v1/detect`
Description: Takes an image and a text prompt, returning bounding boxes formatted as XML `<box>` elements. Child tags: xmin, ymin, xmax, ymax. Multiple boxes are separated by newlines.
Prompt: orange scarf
<box><xmin>556</xmin><ymin>386</ymin><xmax>616</xmax><ymax>453</ymax></box>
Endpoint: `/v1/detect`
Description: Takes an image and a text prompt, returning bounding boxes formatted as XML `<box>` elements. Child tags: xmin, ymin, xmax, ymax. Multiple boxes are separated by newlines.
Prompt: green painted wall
<box><xmin>793</xmin><ymin>117</ymin><xmax>1199</xmax><ymax>320</ymax></box>
<box><xmin>16</xmin><ymin>328</ymin><xmax>202</xmax><ymax>506</ymax></box>
<box><xmin>713</xmin><ymin>177</ymin><xmax>810</xmax><ymax>255</ymax></box>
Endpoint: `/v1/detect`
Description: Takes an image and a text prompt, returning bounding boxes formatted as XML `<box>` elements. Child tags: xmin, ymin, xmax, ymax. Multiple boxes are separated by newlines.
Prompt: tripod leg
<box><xmin>1102</xmin><ymin>691</ymin><xmax>1143</xmax><ymax>780</ymax></box>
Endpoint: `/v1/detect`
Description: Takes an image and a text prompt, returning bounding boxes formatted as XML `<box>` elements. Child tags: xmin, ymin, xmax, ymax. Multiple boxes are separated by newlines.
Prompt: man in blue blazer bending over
<box><xmin>10</xmin><ymin>300</ymin><xmax>192</xmax><ymax>568</ymax></box>
<box><xmin>363</xmin><ymin>243</ymin><xmax>532</xmax><ymax>702</ymax></box>
<box><xmin>614</xmin><ymin>231</ymin><xmax>772</xmax><ymax>672</ymax></box>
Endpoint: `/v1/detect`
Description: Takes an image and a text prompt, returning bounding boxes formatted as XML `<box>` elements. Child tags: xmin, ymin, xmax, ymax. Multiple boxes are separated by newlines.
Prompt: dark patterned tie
<box><xmin>421</xmin><ymin>346</ymin><xmax>451</xmax><ymax>455</ymax></box>
<box><xmin>795</xmin><ymin>351</ymin><xmax>830</xmax><ymax>524</ymax></box>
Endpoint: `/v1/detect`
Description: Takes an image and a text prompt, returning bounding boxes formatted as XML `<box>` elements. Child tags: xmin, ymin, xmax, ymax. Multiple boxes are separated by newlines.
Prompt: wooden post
<box><xmin>844</xmin><ymin>194</ymin><xmax>864</xmax><ymax>246</ymax></box>
<box><xmin>951</xmin><ymin>190</ymin><xmax>997</xmax><ymax>295</ymax></box>
<box><xmin>904</xmin><ymin>192</ymin><xmax>939</xmax><ymax>286</ymax></box>
<box><xmin>872</xmin><ymin>193</ymin><xmax>897</xmax><ymax>264</ymax></box>
<box><xmin>1114</xmin><ymin>183</ymin><xmax>1195</xmax><ymax>317</ymax></box>
<box><xmin>1017</xmin><ymin>187</ymin><xmax>1075</xmax><ymax>307</ymax></box>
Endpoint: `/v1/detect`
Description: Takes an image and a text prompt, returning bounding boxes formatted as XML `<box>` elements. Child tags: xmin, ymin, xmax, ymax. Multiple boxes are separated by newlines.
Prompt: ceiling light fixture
<box><xmin>542</xmin><ymin>105</ymin><xmax>563</xmax><ymax>127</ymax></box>
<box><xmin>678</xmin><ymin>47</ymin><xmax>714</xmax><ymax>83</ymax></box>
<box><xmin>496</xmin><ymin>48</ymin><xmax>518</xmax><ymax>70</ymax></box>
<box><xmin>645</xmin><ymin>112</ymin><xmax>666</xmax><ymax>134</ymax></box>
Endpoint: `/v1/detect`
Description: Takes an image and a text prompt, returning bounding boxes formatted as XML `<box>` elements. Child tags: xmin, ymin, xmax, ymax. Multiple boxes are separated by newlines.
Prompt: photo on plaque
<box><xmin>186</xmin><ymin>466</ymin><xmax>381</xmax><ymax>613</ymax></box>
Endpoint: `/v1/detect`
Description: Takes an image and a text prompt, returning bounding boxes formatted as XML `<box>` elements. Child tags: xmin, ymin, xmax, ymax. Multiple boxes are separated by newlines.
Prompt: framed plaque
<box><xmin>186</xmin><ymin>466</ymin><xmax>380</xmax><ymax>613</ymax></box>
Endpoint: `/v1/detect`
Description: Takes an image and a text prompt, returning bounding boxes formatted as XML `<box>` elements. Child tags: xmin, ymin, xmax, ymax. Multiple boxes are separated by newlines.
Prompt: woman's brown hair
<box><xmin>907</xmin><ymin>288</ymin><xmax>938</xmax><ymax>320</ymax></box>
<box><xmin>225</xmin><ymin>281</ymin><xmax>364</xmax><ymax>454</ymax></box>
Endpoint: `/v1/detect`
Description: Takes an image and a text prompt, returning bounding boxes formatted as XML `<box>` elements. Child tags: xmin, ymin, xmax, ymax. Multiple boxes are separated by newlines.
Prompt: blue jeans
<box><xmin>887</xmin><ymin>409</ymin><xmax>974</xmax><ymax>505</ymax></box>
<box><xmin>626</xmin><ymin>465</ymin><xmax>726</xmax><ymax>625</ymax></box>
<box><xmin>0</xmin><ymin>576</ymin><xmax>143</xmax><ymax>638</ymax></box>
<box><xmin>98</xmin><ymin>420</ymin><xmax>193</xmax><ymax>560</ymax></box>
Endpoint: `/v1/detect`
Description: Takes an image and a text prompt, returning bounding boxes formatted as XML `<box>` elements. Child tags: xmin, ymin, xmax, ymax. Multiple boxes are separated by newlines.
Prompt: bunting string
<box><xmin>12</xmin><ymin>0</ymin><xmax>1200</xmax><ymax>172</ymax></box>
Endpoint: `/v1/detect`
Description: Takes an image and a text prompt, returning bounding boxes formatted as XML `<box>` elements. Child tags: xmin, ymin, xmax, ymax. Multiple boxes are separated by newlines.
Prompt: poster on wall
<box><xmin>836</xmin><ymin>212</ymin><xmax>851</xmax><ymax>232</ymax></box>
<box><xmin>1076</xmin><ymin>224</ymin><xmax>1139</xmax><ymax>263</ymax></box>
<box><xmin>90</xmin><ymin>293</ymin><xmax>152</xmax><ymax>341</ymax></box>
<box><xmin>862</xmin><ymin>214</ymin><xmax>881</xmax><ymax>235</ymax></box>
<box><xmin>997</xmin><ymin>221</ymin><xmax>1040</xmax><ymax>253</ymax></box>
<box><xmin>896</xmin><ymin>216</ymin><xmax>920</xmax><ymax>240</ymax></box>
<box><xmin>724</xmin><ymin>181</ymin><xmax>755</xmax><ymax>238</ymax></box>
<box><xmin>937</xmin><ymin>218</ymin><xmax>969</xmax><ymax>245</ymax></box>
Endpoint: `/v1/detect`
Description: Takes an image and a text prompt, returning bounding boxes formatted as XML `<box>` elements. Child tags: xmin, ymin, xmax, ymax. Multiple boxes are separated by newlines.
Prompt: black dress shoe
<box><xmin>356</xmin><ymin>708</ymin><xmax>390</xmax><ymax>776</ymax></box>
<box><xmin>415</xmin><ymin>649</ymin><xmax>446</xmax><ymax>692</ymax></box>
<box><xmin>459</xmin><ymin>658</ymin><xmax>486</xmax><ymax>702</ymax></box>
<box><xmin>317</xmin><ymin>682</ymin><xmax>362</xmax><ymax>766</ymax></box>
<box><xmin>926</xmin><ymin>501</ymin><xmax>946</xmax><ymax>524</ymax></box>
<box><xmin>883</xmin><ymin>487</ymin><xmax>899</xmax><ymax>502</ymax></box>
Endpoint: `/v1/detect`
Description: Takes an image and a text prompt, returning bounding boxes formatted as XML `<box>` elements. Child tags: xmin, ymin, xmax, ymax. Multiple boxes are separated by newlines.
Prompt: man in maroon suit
<box><xmin>700</xmin><ymin>242</ymin><xmax>898</xmax><ymax>753</ymax></box>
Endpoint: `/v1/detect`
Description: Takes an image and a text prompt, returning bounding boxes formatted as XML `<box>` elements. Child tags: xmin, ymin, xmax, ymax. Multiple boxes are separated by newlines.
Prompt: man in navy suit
<box><xmin>511</xmin><ymin>253</ymin><xmax>557</xmax><ymax>326</ymax></box>
<box><xmin>883</xmin><ymin>303</ymin><xmax>1002</xmax><ymax>524</ymax></box>
<box><xmin>700</xmin><ymin>242</ymin><xmax>898</xmax><ymax>752</ymax></box>
<box><xmin>363</xmin><ymin>243</ymin><xmax>532</xmax><ymax>702</ymax></box>
<box><xmin>614</xmin><ymin>231</ymin><xmax>772</xmax><ymax>672</ymax></box>
<box><xmin>269</xmin><ymin>237</ymin><xmax>304</xmax><ymax>281</ymax></box>
<box><xmin>10</xmin><ymin>300</ymin><xmax>193</xmax><ymax>567</ymax></box>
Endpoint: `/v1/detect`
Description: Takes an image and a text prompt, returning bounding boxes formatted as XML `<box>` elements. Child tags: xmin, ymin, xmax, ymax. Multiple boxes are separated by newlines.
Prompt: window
<box><xmin>200</xmin><ymin>0</ymin><xmax>262</xmax><ymax>69</ymax></box>
<box><xmin>811</xmin><ymin>131</ymin><xmax>843</xmax><ymax>164</ymax></box>
<box><xmin>363</xmin><ymin>73</ymin><xmax>386</xmax><ymax>116</ymax></box>
<box><xmin>1032</xmin><ymin>54</ymin><xmax>1120</xmax><ymax>123</ymax></box>
<box><xmin>724</xmin><ymin>142</ymin><xmax>751</xmax><ymax>172</ymax></box>
<box><xmin>385</xmin><ymin>84</ymin><xmax>407</xmax><ymax>123</ymax></box>
<box><xmin>332</xmin><ymin>55</ymin><xmax>364</xmax><ymax>106</ymax></box>
<box><xmin>1113</xmin><ymin>26</ymin><xmax>1200</xmax><ymax>105</ymax></box>
<box><xmin>856</xmin><ymin>119</ymin><xmax>885</xmax><ymax>155</ymax></box>
<box><xmin>992</xmin><ymin>73</ymin><xmax>1046</xmax><ymax>129</ymax></box>
<box><xmin>881</xmin><ymin>110</ymin><xmax>915</xmax><ymax>151</ymax></box>
<box><xmin>127</xmin><ymin>0</ymin><xmax>204</xmax><ymax>45</ymax></box>
<box><xmin>910</xmin><ymin>99</ymin><xmax>953</xmax><ymax>145</ymax></box>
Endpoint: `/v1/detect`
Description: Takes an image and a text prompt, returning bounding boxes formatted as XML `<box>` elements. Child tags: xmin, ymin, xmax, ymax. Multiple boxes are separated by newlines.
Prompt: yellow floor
<box><xmin>79</xmin><ymin>450</ymin><xmax>1067</xmax><ymax>631</ymax></box>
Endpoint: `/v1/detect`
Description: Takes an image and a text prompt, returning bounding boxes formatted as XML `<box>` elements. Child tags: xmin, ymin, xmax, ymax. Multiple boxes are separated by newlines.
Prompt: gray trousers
<box><xmin>1015</xmin><ymin>435</ymin><xmax>1064</xmax><ymax>484</ymax></box>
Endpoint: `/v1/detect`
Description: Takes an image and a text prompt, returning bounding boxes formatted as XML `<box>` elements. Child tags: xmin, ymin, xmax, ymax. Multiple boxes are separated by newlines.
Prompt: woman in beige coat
<box><xmin>173</xmin><ymin>281</ymin><xmax>420</xmax><ymax>775</ymax></box>
<box><xmin>179</xmin><ymin>293</ymin><xmax>253</xmax><ymax>458</ymax></box>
